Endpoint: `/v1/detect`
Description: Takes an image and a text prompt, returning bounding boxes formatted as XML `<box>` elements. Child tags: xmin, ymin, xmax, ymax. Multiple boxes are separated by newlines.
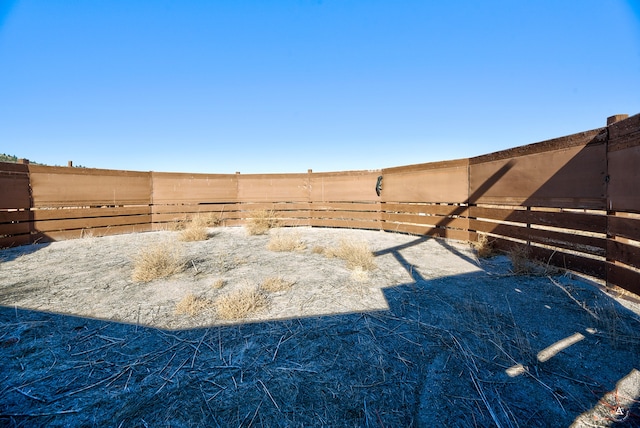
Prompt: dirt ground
<box><xmin>0</xmin><ymin>226</ymin><xmax>639</xmax><ymax>427</ymax></box>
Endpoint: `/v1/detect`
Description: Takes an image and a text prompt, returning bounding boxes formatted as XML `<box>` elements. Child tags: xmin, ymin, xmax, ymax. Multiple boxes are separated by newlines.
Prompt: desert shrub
<box><xmin>175</xmin><ymin>293</ymin><xmax>214</xmax><ymax>316</ymax></box>
<box><xmin>324</xmin><ymin>240</ymin><xmax>376</xmax><ymax>271</ymax></box>
<box><xmin>508</xmin><ymin>244</ymin><xmax>560</xmax><ymax>276</ymax></box>
<box><xmin>260</xmin><ymin>276</ymin><xmax>295</xmax><ymax>292</ymax></box>
<box><xmin>131</xmin><ymin>242</ymin><xmax>184</xmax><ymax>282</ymax></box>
<box><xmin>473</xmin><ymin>234</ymin><xmax>494</xmax><ymax>258</ymax></box>
<box><xmin>215</xmin><ymin>288</ymin><xmax>269</xmax><ymax>320</ymax></box>
<box><xmin>179</xmin><ymin>217</ymin><xmax>209</xmax><ymax>242</ymax></box>
<box><xmin>267</xmin><ymin>231</ymin><xmax>306</xmax><ymax>252</ymax></box>
<box><xmin>202</xmin><ymin>212</ymin><xmax>224</xmax><ymax>227</ymax></box>
<box><xmin>245</xmin><ymin>210</ymin><xmax>279</xmax><ymax>235</ymax></box>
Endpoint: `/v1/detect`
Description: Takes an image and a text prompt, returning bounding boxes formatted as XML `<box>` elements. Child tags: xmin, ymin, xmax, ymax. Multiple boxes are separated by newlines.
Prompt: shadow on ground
<box><xmin>1</xmin><ymin>238</ymin><xmax>639</xmax><ymax>427</ymax></box>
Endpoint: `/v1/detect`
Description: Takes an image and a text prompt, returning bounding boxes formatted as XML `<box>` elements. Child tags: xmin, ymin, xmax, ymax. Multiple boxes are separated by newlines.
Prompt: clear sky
<box><xmin>1</xmin><ymin>1</ymin><xmax>639</xmax><ymax>174</ymax></box>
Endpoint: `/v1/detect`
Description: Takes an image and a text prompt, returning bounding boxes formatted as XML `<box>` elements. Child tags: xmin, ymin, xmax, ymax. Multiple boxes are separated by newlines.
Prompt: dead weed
<box><xmin>245</xmin><ymin>210</ymin><xmax>279</xmax><ymax>235</ymax></box>
<box><xmin>131</xmin><ymin>242</ymin><xmax>184</xmax><ymax>282</ymax></box>
<box><xmin>175</xmin><ymin>293</ymin><xmax>214</xmax><ymax>316</ymax></box>
<box><xmin>215</xmin><ymin>288</ymin><xmax>269</xmax><ymax>320</ymax></box>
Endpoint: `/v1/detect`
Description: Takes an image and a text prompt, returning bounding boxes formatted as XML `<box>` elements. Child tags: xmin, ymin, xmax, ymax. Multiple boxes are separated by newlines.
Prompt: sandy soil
<box><xmin>0</xmin><ymin>227</ymin><xmax>639</xmax><ymax>427</ymax></box>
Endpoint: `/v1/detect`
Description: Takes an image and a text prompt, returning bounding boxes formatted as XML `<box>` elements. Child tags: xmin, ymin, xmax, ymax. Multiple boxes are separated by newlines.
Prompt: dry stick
<box><xmin>53</xmin><ymin>370</ymin><xmax>124</xmax><ymax>401</ymax></box>
<box><xmin>191</xmin><ymin>331</ymin><xmax>208</xmax><ymax>368</ymax></box>
<box><xmin>1</xmin><ymin>409</ymin><xmax>80</xmax><ymax>417</ymax></box>
<box><xmin>272</xmin><ymin>334</ymin><xmax>285</xmax><ymax>361</ymax></box>
<box><xmin>247</xmin><ymin>400</ymin><xmax>263</xmax><ymax>428</ymax></box>
<box><xmin>547</xmin><ymin>275</ymin><xmax>599</xmax><ymax>320</ymax></box>
<box><xmin>469</xmin><ymin>372</ymin><xmax>503</xmax><ymax>428</ymax></box>
<box><xmin>15</xmin><ymin>388</ymin><xmax>46</xmax><ymax>403</ymax></box>
<box><xmin>258</xmin><ymin>380</ymin><xmax>280</xmax><ymax>412</ymax></box>
<box><xmin>70</xmin><ymin>340</ymin><xmax>123</xmax><ymax>357</ymax></box>
<box><xmin>155</xmin><ymin>355</ymin><xmax>191</xmax><ymax>395</ymax></box>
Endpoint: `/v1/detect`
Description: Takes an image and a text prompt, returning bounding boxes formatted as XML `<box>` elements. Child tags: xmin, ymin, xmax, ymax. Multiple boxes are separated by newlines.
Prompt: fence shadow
<box><xmin>0</xmin><ymin>242</ymin><xmax>50</xmax><ymax>263</ymax></box>
<box><xmin>1</xmin><ymin>235</ymin><xmax>638</xmax><ymax>427</ymax></box>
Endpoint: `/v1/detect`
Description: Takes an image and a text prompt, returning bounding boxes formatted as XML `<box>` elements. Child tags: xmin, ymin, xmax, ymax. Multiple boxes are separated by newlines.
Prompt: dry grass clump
<box><xmin>267</xmin><ymin>231</ymin><xmax>306</xmax><ymax>252</ymax></box>
<box><xmin>509</xmin><ymin>245</ymin><xmax>535</xmax><ymax>274</ymax></box>
<box><xmin>212</xmin><ymin>278</ymin><xmax>226</xmax><ymax>289</ymax></box>
<box><xmin>215</xmin><ymin>288</ymin><xmax>269</xmax><ymax>320</ymax></box>
<box><xmin>245</xmin><ymin>210</ymin><xmax>279</xmax><ymax>235</ymax></box>
<box><xmin>131</xmin><ymin>242</ymin><xmax>184</xmax><ymax>282</ymax></box>
<box><xmin>260</xmin><ymin>276</ymin><xmax>295</xmax><ymax>292</ymax></box>
<box><xmin>198</xmin><ymin>212</ymin><xmax>224</xmax><ymax>227</ymax></box>
<box><xmin>179</xmin><ymin>218</ymin><xmax>209</xmax><ymax>242</ymax></box>
<box><xmin>508</xmin><ymin>244</ymin><xmax>560</xmax><ymax>276</ymax></box>
<box><xmin>473</xmin><ymin>234</ymin><xmax>494</xmax><ymax>258</ymax></box>
<box><xmin>323</xmin><ymin>240</ymin><xmax>376</xmax><ymax>271</ymax></box>
<box><xmin>175</xmin><ymin>293</ymin><xmax>214</xmax><ymax>316</ymax></box>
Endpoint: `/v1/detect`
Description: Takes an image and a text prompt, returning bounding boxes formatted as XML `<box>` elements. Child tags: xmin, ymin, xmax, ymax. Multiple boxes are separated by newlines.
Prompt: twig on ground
<box><xmin>258</xmin><ymin>379</ymin><xmax>280</xmax><ymax>412</ymax></box>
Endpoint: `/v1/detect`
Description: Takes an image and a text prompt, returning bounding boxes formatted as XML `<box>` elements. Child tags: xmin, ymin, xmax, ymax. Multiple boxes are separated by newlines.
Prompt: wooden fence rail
<box><xmin>1</xmin><ymin>113</ymin><xmax>639</xmax><ymax>297</ymax></box>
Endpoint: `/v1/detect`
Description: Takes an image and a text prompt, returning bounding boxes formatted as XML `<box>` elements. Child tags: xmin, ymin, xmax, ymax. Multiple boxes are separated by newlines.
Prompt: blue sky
<box><xmin>1</xmin><ymin>1</ymin><xmax>639</xmax><ymax>174</ymax></box>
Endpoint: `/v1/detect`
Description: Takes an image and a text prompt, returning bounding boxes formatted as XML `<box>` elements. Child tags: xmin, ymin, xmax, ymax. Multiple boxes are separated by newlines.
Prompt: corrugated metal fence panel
<box><xmin>151</xmin><ymin>172</ymin><xmax>238</xmax><ymax>205</ymax></box>
<box><xmin>238</xmin><ymin>174</ymin><xmax>310</xmax><ymax>203</ymax></box>
<box><xmin>606</xmin><ymin>114</ymin><xmax>640</xmax><ymax>295</ymax></box>
<box><xmin>381</xmin><ymin>159</ymin><xmax>469</xmax><ymax>203</ymax></box>
<box><xmin>469</xmin><ymin>129</ymin><xmax>607</xmax><ymax>209</ymax></box>
<box><xmin>607</xmin><ymin>114</ymin><xmax>640</xmax><ymax>213</ymax></box>
<box><xmin>0</xmin><ymin>163</ymin><xmax>31</xmax><ymax>247</ymax></box>
<box><xmin>0</xmin><ymin>162</ymin><xmax>31</xmax><ymax>209</ymax></box>
<box><xmin>309</xmin><ymin>170</ymin><xmax>381</xmax><ymax>203</ymax></box>
<box><xmin>29</xmin><ymin>165</ymin><xmax>151</xmax><ymax>207</ymax></box>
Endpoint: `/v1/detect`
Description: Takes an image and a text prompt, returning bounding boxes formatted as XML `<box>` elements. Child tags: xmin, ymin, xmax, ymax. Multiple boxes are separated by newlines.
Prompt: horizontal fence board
<box><xmin>491</xmin><ymin>238</ymin><xmax>606</xmax><ymax>279</ymax></box>
<box><xmin>469</xmin><ymin>133</ymin><xmax>607</xmax><ymax>208</ymax></box>
<box><xmin>310</xmin><ymin>202</ymin><xmax>381</xmax><ymax>212</ymax></box>
<box><xmin>382</xmin><ymin>203</ymin><xmax>468</xmax><ymax>217</ymax></box>
<box><xmin>0</xmin><ymin>234</ymin><xmax>31</xmax><ymax>248</ymax></box>
<box><xmin>152</xmin><ymin>212</ymin><xmax>240</xmax><ymax>224</ymax></box>
<box><xmin>382</xmin><ymin>213</ymin><xmax>469</xmax><ymax>230</ymax></box>
<box><xmin>608</xmin><ymin>215</ymin><xmax>640</xmax><ymax>242</ymax></box>
<box><xmin>0</xmin><ymin>222</ymin><xmax>30</xmax><ymax>236</ymax></box>
<box><xmin>235</xmin><ymin>202</ymin><xmax>311</xmax><ymax>212</ymax></box>
<box><xmin>29</xmin><ymin>166</ymin><xmax>151</xmax><ymax>207</ymax></box>
<box><xmin>470</xmin><ymin>219</ymin><xmax>606</xmax><ymax>256</ymax></box>
<box><xmin>380</xmin><ymin>223</ymin><xmax>469</xmax><ymax>241</ymax></box>
<box><xmin>309</xmin><ymin>171</ymin><xmax>380</xmax><ymax>203</ymax></box>
<box><xmin>312</xmin><ymin>210</ymin><xmax>381</xmax><ymax>221</ymax></box>
<box><xmin>309</xmin><ymin>218</ymin><xmax>381</xmax><ymax>230</ymax></box>
<box><xmin>381</xmin><ymin>160</ymin><xmax>468</xmax><ymax>203</ymax></box>
<box><xmin>34</xmin><ymin>214</ymin><xmax>152</xmax><ymax>233</ymax></box>
<box><xmin>32</xmin><ymin>206</ymin><xmax>150</xmax><ymax>221</ymax></box>
<box><xmin>0</xmin><ymin>210</ymin><xmax>31</xmax><ymax>223</ymax></box>
<box><xmin>469</xmin><ymin>206</ymin><xmax>606</xmax><ymax>233</ymax></box>
<box><xmin>34</xmin><ymin>224</ymin><xmax>153</xmax><ymax>242</ymax></box>
<box><xmin>152</xmin><ymin>203</ymin><xmax>240</xmax><ymax>215</ymax></box>
<box><xmin>152</xmin><ymin>172</ymin><xmax>238</xmax><ymax>204</ymax></box>
<box><xmin>607</xmin><ymin>240</ymin><xmax>640</xmax><ymax>270</ymax></box>
<box><xmin>607</xmin><ymin>263</ymin><xmax>640</xmax><ymax>296</ymax></box>
<box><xmin>271</xmin><ymin>219</ymin><xmax>311</xmax><ymax>227</ymax></box>
<box><xmin>0</xmin><ymin>166</ymin><xmax>30</xmax><ymax>209</ymax></box>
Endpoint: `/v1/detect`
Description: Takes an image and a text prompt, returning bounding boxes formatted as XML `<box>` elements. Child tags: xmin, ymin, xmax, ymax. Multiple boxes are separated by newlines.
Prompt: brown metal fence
<box><xmin>1</xmin><ymin>113</ymin><xmax>639</xmax><ymax>296</ymax></box>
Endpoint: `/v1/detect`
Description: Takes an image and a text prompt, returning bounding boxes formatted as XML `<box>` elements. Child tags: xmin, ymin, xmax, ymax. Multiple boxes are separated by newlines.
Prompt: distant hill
<box><xmin>0</xmin><ymin>153</ymin><xmax>20</xmax><ymax>163</ymax></box>
<box><xmin>0</xmin><ymin>154</ymin><xmax>84</xmax><ymax>167</ymax></box>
